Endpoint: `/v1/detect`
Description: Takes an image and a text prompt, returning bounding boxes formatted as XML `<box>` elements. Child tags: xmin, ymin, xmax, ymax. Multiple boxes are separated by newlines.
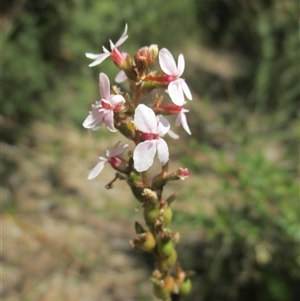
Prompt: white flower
<box><xmin>175</xmin><ymin>107</ymin><xmax>191</xmax><ymax>135</ymax></box>
<box><xmin>158</xmin><ymin>103</ymin><xmax>191</xmax><ymax>135</ymax></box>
<box><xmin>83</xmin><ymin>73</ymin><xmax>125</xmax><ymax>132</ymax></box>
<box><xmin>85</xmin><ymin>24</ymin><xmax>128</xmax><ymax>67</ymax></box>
<box><xmin>133</xmin><ymin>104</ymin><xmax>170</xmax><ymax>172</ymax></box>
<box><xmin>88</xmin><ymin>142</ymin><xmax>128</xmax><ymax>180</ymax></box>
<box><xmin>159</xmin><ymin>48</ymin><xmax>192</xmax><ymax>106</ymax></box>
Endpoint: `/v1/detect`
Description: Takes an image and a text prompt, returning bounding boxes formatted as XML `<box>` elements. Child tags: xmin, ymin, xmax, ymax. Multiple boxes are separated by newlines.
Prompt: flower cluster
<box><xmin>84</xmin><ymin>24</ymin><xmax>193</xmax><ymax>176</ymax></box>
<box><xmin>83</xmin><ymin>24</ymin><xmax>193</xmax><ymax>300</ymax></box>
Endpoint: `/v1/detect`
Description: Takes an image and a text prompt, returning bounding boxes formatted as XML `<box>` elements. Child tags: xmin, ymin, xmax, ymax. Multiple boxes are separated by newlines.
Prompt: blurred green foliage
<box><xmin>2</xmin><ymin>1</ymin><xmax>299</xmax><ymax>300</ymax></box>
<box><xmin>195</xmin><ymin>0</ymin><xmax>299</xmax><ymax>114</ymax></box>
<box><xmin>176</xmin><ymin>106</ymin><xmax>299</xmax><ymax>300</ymax></box>
<box><xmin>187</xmin><ymin>93</ymin><xmax>298</xmax><ymax>299</ymax></box>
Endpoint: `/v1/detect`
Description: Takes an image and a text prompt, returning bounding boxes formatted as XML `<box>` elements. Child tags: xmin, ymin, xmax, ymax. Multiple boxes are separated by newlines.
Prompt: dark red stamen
<box><xmin>159</xmin><ymin>104</ymin><xmax>182</xmax><ymax>113</ymax></box>
<box><xmin>141</xmin><ymin>133</ymin><xmax>159</xmax><ymax>140</ymax></box>
<box><xmin>109</xmin><ymin>156</ymin><xmax>122</xmax><ymax>168</ymax></box>
<box><xmin>102</xmin><ymin>101</ymin><xmax>111</xmax><ymax>110</ymax></box>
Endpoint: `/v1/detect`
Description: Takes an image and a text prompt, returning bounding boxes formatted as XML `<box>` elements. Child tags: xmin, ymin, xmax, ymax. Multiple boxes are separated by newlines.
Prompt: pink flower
<box><xmin>133</xmin><ymin>104</ymin><xmax>170</xmax><ymax>172</ymax></box>
<box><xmin>159</xmin><ymin>48</ymin><xmax>192</xmax><ymax>106</ymax></box>
<box><xmin>85</xmin><ymin>24</ymin><xmax>128</xmax><ymax>67</ymax></box>
<box><xmin>176</xmin><ymin>167</ymin><xmax>190</xmax><ymax>180</ymax></box>
<box><xmin>88</xmin><ymin>142</ymin><xmax>128</xmax><ymax>180</ymax></box>
<box><xmin>83</xmin><ymin>73</ymin><xmax>125</xmax><ymax>132</ymax></box>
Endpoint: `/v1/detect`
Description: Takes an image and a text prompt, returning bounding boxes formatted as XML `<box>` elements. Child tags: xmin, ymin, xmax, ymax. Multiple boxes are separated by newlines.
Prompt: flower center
<box><xmin>141</xmin><ymin>132</ymin><xmax>159</xmax><ymax>140</ymax></box>
<box><xmin>108</xmin><ymin>156</ymin><xmax>122</xmax><ymax>168</ymax></box>
<box><xmin>113</xmin><ymin>103</ymin><xmax>123</xmax><ymax>112</ymax></box>
<box><xmin>101</xmin><ymin>100</ymin><xmax>111</xmax><ymax>110</ymax></box>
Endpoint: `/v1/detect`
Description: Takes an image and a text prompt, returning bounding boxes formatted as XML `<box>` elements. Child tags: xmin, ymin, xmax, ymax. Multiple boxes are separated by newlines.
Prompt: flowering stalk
<box><xmin>83</xmin><ymin>24</ymin><xmax>194</xmax><ymax>300</ymax></box>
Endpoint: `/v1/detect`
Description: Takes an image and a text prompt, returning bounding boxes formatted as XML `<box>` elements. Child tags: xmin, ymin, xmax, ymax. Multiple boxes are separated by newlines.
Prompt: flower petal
<box><xmin>176</xmin><ymin>111</ymin><xmax>191</xmax><ymax>135</ymax></box>
<box><xmin>109</xmin><ymin>40</ymin><xmax>116</xmax><ymax>50</ymax></box>
<box><xmin>167</xmin><ymin>129</ymin><xmax>180</xmax><ymax>139</ymax></box>
<box><xmin>134</xmin><ymin>104</ymin><xmax>157</xmax><ymax>134</ymax></box>
<box><xmin>103</xmin><ymin>110</ymin><xmax>116</xmax><ymax>132</ymax></box>
<box><xmin>83</xmin><ymin>113</ymin><xmax>95</xmax><ymax>128</ymax></box>
<box><xmin>133</xmin><ymin>140</ymin><xmax>157</xmax><ymax>172</ymax></box>
<box><xmin>177</xmin><ymin>54</ymin><xmax>185</xmax><ymax>77</ymax></box>
<box><xmin>109</xmin><ymin>142</ymin><xmax>129</xmax><ymax>158</ymax></box>
<box><xmin>109</xmin><ymin>94</ymin><xmax>125</xmax><ymax>107</ymax></box>
<box><xmin>85</xmin><ymin>52</ymin><xmax>102</xmax><ymax>59</ymax></box>
<box><xmin>181</xmin><ymin>81</ymin><xmax>193</xmax><ymax>100</ymax></box>
<box><xmin>157</xmin><ymin>138</ymin><xmax>169</xmax><ymax>166</ymax></box>
<box><xmin>102</xmin><ymin>46</ymin><xmax>110</xmax><ymax>53</ymax></box>
<box><xmin>115</xmin><ymin>24</ymin><xmax>128</xmax><ymax>48</ymax></box>
<box><xmin>87</xmin><ymin>53</ymin><xmax>111</xmax><ymax>67</ymax></box>
<box><xmin>159</xmin><ymin>48</ymin><xmax>177</xmax><ymax>75</ymax></box>
<box><xmin>156</xmin><ymin>115</ymin><xmax>170</xmax><ymax>137</ymax></box>
<box><xmin>88</xmin><ymin>160</ymin><xmax>106</xmax><ymax>180</ymax></box>
<box><xmin>99</xmin><ymin>73</ymin><xmax>110</xmax><ymax>100</ymax></box>
<box><xmin>82</xmin><ymin>109</ymin><xmax>104</xmax><ymax>129</ymax></box>
<box><xmin>168</xmin><ymin>80</ymin><xmax>185</xmax><ymax>106</ymax></box>
<box><xmin>115</xmin><ymin>70</ymin><xmax>127</xmax><ymax>83</ymax></box>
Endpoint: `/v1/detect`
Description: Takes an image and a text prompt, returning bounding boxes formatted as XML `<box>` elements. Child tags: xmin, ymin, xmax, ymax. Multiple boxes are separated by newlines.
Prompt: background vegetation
<box><xmin>2</xmin><ymin>0</ymin><xmax>299</xmax><ymax>301</ymax></box>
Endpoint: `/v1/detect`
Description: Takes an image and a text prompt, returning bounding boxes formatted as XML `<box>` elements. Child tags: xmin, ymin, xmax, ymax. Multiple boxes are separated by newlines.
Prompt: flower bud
<box><xmin>144</xmin><ymin>202</ymin><xmax>160</xmax><ymax>224</ymax></box>
<box><xmin>166</xmin><ymin>168</ymin><xmax>190</xmax><ymax>182</ymax></box>
<box><xmin>158</xmin><ymin>249</ymin><xmax>178</xmax><ymax>270</ymax></box>
<box><xmin>158</xmin><ymin>239</ymin><xmax>174</xmax><ymax>258</ymax></box>
<box><xmin>162</xmin><ymin>206</ymin><xmax>173</xmax><ymax>226</ymax></box>
<box><xmin>132</xmin><ymin>231</ymin><xmax>156</xmax><ymax>252</ymax></box>
<box><xmin>134</xmin><ymin>44</ymin><xmax>158</xmax><ymax>75</ymax></box>
<box><xmin>179</xmin><ymin>278</ymin><xmax>192</xmax><ymax>295</ymax></box>
<box><xmin>176</xmin><ymin>167</ymin><xmax>190</xmax><ymax>180</ymax></box>
<box><xmin>130</xmin><ymin>187</ymin><xmax>146</xmax><ymax>202</ymax></box>
<box><xmin>127</xmin><ymin>172</ymin><xmax>145</xmax><ymax>202</ymax></box>
<box><xmin>148</xmin><ymin>44</ymin><xmax>159</xmax><ymax>61</ymax></box>
<box><xmin>166</xmin><ymin>249</ymin><xmax>177</xmax><ymax>267</ymax></box>
<box><xmin>141</xmin><ymin>232</ymin><xmax>156</xmax><ymax>252</ymax></box>
<box><xmin>143</xmin><ymin>189</ymin><xmax>160</xmax><ymax>224</ymax></box>
<box><xmin>151</xmin><ymin>276</ymin><xmax>175</xmax><ymax>300</ymax></box>
<box><xmin>153</xmin><ymin>284</ymin><xmax>170</xmax><ymax>300</ymax></box>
